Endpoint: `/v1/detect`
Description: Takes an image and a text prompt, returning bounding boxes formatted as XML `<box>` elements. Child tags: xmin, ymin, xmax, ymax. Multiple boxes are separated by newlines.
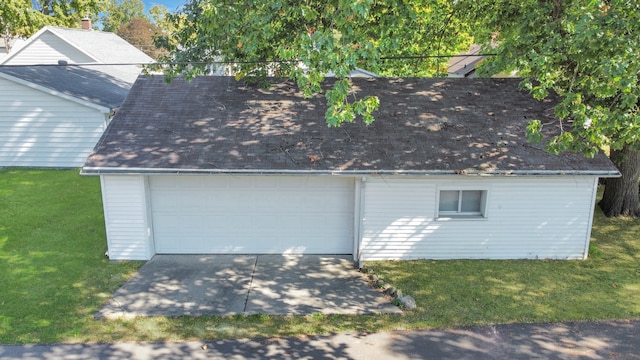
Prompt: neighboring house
<box><xmin>447</xmin><ymin>44</ymin><xmax>485</xmax><ymax>78</ymax></box>
<box><xmin>329</xmin><ymin>68</ymin><xmax>379</xmax><ymax>78</ymax></box>
<box><xmin>0</xmin><ymin>22</ymin><xmax>154</xmax><ymax>167</ymax></box>
<box><xmin>0</xmin><ymin>38</ymin><xmax>21</xmax><ymax>61</ymax></box>
<box><xmin>447</xmin><ymin>43</ymin><xmax>517</xmax><ymax>78</ymax></box>
<box><xmin>0</xmin><ymin>66</ymin><xmax>130</xmax><ymax>167</ymax></box>
<box><xmin>210</xmin><ymin>63</ymin><xmax>379</xmax><ymax>78</ymax></box>
<box><xmin>82</xmin><ymin>76</ymin><xmax>620</xmax><ymax>262</ymax></box>
<box><xmin>0</xmin><ymin>24</ymin><xmax>154</xmax><ymax>84</ymax></box>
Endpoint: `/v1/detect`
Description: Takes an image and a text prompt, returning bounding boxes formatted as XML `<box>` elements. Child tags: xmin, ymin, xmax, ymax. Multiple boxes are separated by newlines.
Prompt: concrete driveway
<box><xmin>96</xmin><ymin>255</ymin><xmax>401</xmax><ymax>319</ymax></box>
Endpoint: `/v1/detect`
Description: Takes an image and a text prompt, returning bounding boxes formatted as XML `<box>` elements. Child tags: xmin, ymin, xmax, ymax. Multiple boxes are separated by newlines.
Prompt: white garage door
<box><xmin>150</xmin><ymin>176</ymin><xmax>354</xmax><ymax>254</ymax></box>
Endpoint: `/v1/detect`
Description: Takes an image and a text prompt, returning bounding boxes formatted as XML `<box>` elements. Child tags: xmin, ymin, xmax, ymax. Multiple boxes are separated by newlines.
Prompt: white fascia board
<box><xmin>80</xmin><ymin>167</ymin><xmax>622</xmax><ymax>177</ymax></box>
<box><xmin>0</xmin><ymin>71</ymin><xmax>111</xmax><ymax>113</ymax></box>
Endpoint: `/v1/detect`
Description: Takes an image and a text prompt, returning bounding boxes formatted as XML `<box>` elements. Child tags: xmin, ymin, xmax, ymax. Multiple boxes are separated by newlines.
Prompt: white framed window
<box><xmin>438</xmin><ymin>189</ymin><xmax>488</xmax><ymax>218</ymax></box>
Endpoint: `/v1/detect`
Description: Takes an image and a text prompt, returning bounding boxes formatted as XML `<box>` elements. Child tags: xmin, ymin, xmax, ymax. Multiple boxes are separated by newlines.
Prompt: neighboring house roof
<box><xmin>2</xmin><ymin>26</ymin><xmax>154</xmax><ymax>65</ymax></box>
<box><xmin>447</xmin><ymin>44</ymin><xmax>485</xmax><ymax>78</ymax></box>
<box><xmin>327</xmin><ymin>68</ymin><xmax>379</xmax><ymax>78</ymax></box>
<box><xmin>44</xmin><ymin>26</ymin><xmax>153</xmax><ymax>65</ymax></box>
<box><xmin>0</xmin><ymin>65</ymin><xmax>131</xmax><ymax>110</ymax></box>
<box><xmin>83</xmin><ymin>76</ymin><xmax>620</xmax><ymax>177</ymax></box>
<box><xmin>0</xmin><ymin>26</ymin><xmax>154</xmax><ymax>84</ymax></box>
<box><xmin>210</xmin><ymin>62</ymin><xmax>379</xmax><ymax>78</ymax></box>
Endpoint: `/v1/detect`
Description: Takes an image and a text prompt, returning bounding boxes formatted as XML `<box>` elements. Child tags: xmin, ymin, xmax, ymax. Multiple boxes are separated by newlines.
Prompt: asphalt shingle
<box><xmin>83</xmin><ymin>76</ymin><xmax>619</xmax><ymax>176</ymax></box>
<box><xmin>0</xmin><ymin>65</ymin><xmax>131</xmax><ymax>109</ymax></box>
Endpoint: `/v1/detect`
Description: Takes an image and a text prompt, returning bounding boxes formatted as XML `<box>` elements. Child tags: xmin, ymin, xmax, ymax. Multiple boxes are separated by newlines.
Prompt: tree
<box><xmin>461</xmin><ymin>0</ymin><xmax>639</xmax><ymax>217</ymax></box>
<box><xmin>32</xmin><ymin>0</ymin><xmax>101</xmax><ymax>27</ymax></box>
<box><xmin>159</xmin><ymin>0</ymin><xmax>471</xmax><ymax>126</ymax></box>
<box><xmin>117</xmin><ymin>17</ymin><xmax>165</xmax><ymax>59</ymax></box>
<box><xmin>1</xmin><ymin>0</ymin><xmax>42</xmax><ymax>51</ymax></box>
<box><xmin>1</xmin><ymin>0</ymin><xmax>99</xmax><ymax>50</ymax></box>
<box><xmin>149</xmin><ymin>4</ymin><xmax>172</xmax><ymax>32</ymax></box>
<box><xmin>149</xmin><ymin>4</ymin><xmax>182</xmax><ymax>51</ymax></box>
<box><xmin>100</xmin><ymin>0</ymin><xmax>146</xmax><ymax>33</ymax></box>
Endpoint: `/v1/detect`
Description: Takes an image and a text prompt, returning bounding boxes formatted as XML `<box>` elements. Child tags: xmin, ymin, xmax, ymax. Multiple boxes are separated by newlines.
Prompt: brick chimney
<box><xmin>81</xmin><ymin>17</ymin><xmax>92</xmax><ymax>30</ymax></box>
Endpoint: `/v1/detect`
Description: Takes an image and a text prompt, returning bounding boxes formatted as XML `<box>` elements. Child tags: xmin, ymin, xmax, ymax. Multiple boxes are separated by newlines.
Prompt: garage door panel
<box><xmin>151</xmin><ymin>176</ymin><xmax>354</xmax><ymax>254</ymax></box>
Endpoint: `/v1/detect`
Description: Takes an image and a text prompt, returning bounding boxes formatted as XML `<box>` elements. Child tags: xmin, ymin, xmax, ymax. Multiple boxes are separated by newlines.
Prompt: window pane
<box><xmin>461</xmin><ymin>190</ymin><xmax>482</xmax><ymax>212</ymax></box>
<box><xmin>439</xmin><ymin>190</ymin><xmax>459</xmax><ymax>212</ymax></box>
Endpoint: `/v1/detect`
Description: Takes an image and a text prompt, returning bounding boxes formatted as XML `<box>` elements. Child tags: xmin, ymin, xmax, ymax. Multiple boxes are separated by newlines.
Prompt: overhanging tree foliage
<box><xmin>159</xmin><ymin>0</ymin><xmax>471</xmax><ymax>126</ymax></box>
<box><xmin>462</xmin><ymin>0</ymin><xmax>639</xmax><ymax>217</ymax></box>
<box><xmin>160</xmin><ymin>0</ymin><xmax>638</xmax><ymax>217</ymax></box>
<box><xmin>149</xmin><ymin>4</ymin><xmax>183</xmax><ymax>51</ymax></box>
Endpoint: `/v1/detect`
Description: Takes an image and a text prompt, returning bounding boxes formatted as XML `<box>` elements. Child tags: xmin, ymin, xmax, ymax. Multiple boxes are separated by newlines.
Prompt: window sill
<box><xmin>436</xmin><ymin>215</ymin><xmax>487</xmax><ymax>221</ymax></box>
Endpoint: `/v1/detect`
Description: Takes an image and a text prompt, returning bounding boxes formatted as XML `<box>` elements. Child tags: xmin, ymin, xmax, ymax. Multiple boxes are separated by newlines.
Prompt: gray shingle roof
<box><xmin>46</xmin><ymin>27</ymin><xmax>154</xmax><ymax>84</ymax></box>
<box><xmin>1</xmin><ymin>26</ymin><xmax>154</xmax><ymax>84</ymax></box>
<box><xmin>0</xmin><ymin>65</ymin><xmax>131</xmax><ymax>109</ymax></box>
<box><xmin>83</xmin><ymin>76</ymin><xmax>619</xmax><ymax>176</ymax></box>
<box><xmin>44</xmin><ymin>27</ymin><xmax>155</xmax><ymax>65</ymax></box>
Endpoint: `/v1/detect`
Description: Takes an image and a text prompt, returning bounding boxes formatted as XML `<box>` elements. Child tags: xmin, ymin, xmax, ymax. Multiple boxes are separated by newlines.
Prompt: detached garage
<box><xmin>82</xmin><ymin>76</ymin><xmax>619</xmax><ymax>261</ymax></box>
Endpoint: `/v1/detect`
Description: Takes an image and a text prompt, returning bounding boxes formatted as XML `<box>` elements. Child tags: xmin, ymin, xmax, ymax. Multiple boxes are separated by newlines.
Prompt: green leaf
<box><xmin>526</xmin><ymin>120</ymin><xmax>544</xmax><ymax>143</ymax></box>
<box><xmin>161</xmin><ymin>0</ymin><xmax>472</xmax><ymax>126</ymax></box>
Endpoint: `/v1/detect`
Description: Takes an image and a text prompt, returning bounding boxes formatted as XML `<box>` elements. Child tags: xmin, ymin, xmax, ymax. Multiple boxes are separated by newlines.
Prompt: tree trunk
<box><xmin>599</xmin><ymin>145</ymin><xmax>640</xmax><ymax>217</ymax></box>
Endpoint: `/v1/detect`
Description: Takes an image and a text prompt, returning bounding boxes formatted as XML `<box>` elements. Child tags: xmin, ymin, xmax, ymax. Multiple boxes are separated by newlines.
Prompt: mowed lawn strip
<box><xmin>0</xmin><ymin>169</ymin><xmax>638</xmax><ymax>344</ymax></box>
<box><xmin>0</xmin><ymin>169</ymin><xmax>142</xmax><ymax>343</ymax></box>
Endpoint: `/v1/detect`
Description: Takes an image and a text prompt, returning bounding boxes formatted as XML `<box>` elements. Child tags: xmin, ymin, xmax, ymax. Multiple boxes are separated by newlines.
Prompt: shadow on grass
<box><xmin>0</xmin><ymin>169</ymin><xmax>142</xmax><ymax>343</ymax></box>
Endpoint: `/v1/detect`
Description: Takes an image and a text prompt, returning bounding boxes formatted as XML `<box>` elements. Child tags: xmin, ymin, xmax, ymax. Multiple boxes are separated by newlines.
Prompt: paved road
<box><xmin>1</xmin><ymin>319</ymin><xmax>639</xmax><ymax>359</ymax></box>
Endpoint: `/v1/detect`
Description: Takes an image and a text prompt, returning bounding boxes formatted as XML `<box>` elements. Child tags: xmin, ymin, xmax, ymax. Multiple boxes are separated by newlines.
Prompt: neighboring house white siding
<box><xmin>0</xmin><ymin>77</ymin><xmax>107</xmax><ymax>167</ymax></box>
<box><xmin>360</xmin><ymin>176</ymin><xmax>598</xmax><ymax>260</ymax></box>
<box><xmin>2</xmin><ymin>31</ymin><xmax>94</xmax><ymax>65</ymax></box>
<box><xmin>100</xmin><ymin>176</ymin><xmax>154</xmax><ymax>260</ymax></box>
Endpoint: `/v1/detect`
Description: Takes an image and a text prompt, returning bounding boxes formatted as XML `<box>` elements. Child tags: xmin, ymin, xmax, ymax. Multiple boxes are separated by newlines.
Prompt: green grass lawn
<box><xmin>1</xmin><ymin>169</ymin><xmax>639</xmax><ymax>344</ymax></box>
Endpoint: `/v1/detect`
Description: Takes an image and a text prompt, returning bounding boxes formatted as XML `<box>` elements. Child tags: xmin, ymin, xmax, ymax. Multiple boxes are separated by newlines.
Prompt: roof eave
<box><xmin>80</xmin><ymin>167</ymin><xmax>622</xmax><ymax>178</ymax></box>
<box><xmin>0</xmin><ymin>71</ymin><xmax>113</xmax><ymax>113</ymax></box>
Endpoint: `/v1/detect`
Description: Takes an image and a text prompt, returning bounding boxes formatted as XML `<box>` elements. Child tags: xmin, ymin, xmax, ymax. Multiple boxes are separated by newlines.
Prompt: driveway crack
<box><xmin>243</xmin><ymin>255</ymin><xmax>259</xmax><ymax>314</ymax></box>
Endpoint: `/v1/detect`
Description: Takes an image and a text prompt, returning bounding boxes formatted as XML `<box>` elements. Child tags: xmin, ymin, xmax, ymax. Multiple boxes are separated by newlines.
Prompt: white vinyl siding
<box><xmin>361</xmin><ymin>176</ymin><xmax>598</xmax><ymax>260</ymax></box>
<box><xmin>100</xmin><ymin>176</ymin><xmax>154</xmax><ymax>260</ymax></box>
<box><xmin>2</xmin><ymin>31</ymin><xmax>94</xmax><ymax>65</ymax></box>
<box><xmin>0</xmin><ymin>77</ymin><xmax>106</xmax><ymax>167</ymax></box>
<box><xmin>150</xmin><ymin>175</ymin><xmax>354</xmax><ymax>255</ymax></box>
<box><xmin>96</xmin><ymin>174</ymin><xmax>601</xmax><ymax>261</ymax></box>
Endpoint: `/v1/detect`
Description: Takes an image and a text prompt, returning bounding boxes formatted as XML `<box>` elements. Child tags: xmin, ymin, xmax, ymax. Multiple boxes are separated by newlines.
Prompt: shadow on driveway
<box><xmin>96</xmin><ymin>255</ymin><xmax>400</xmax><ymax>319</ymax></box>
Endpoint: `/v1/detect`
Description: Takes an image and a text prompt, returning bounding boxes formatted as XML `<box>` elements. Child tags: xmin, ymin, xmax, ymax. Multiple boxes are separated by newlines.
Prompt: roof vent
<box><xmin>58</xmin><ymin>60</ymin><xmax>68</xmax><ymax>66</ymax></box>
